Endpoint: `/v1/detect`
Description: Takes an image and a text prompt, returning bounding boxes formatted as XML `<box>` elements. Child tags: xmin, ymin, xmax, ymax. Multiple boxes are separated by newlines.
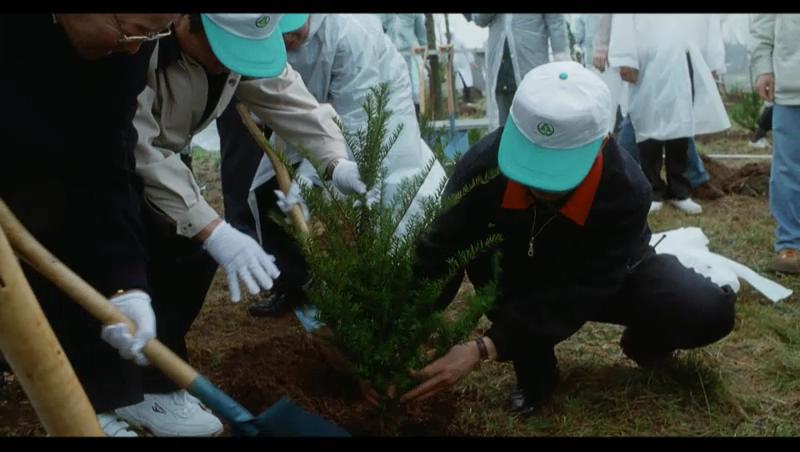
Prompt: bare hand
<box><xmin>592</xmin><ymin>49</ymin><xmax>608</xmax><ymax>72</ymax></box>
<box><xmin>620</xmin><ymin>66</ymin><xmax>639</xmax><ymax>84</ymax></box>
<box><xmin>359</xmin><ymin>380</ymin><xmax>396</xmax><ymax>408</ymax></box>
<box><xmin>755</xmin><ymin>73</ymin><xmax>775</xmax><ymax>102</ymax></box>
<box><xmin>399</xmin><ymin>343</ymin><xmax>479</xmax><ymax>403</ymax></box>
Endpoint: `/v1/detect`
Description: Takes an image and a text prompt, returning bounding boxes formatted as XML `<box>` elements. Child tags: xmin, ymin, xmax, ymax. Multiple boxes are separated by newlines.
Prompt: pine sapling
<box><xmin>280</xmin><ymin>83</ymin><xmax>500</xmax><ymax>412</ymax></box>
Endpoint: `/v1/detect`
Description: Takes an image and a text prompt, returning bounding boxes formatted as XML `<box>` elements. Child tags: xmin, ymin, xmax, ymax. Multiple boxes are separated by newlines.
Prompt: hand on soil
<box><xmin>400</xmin><ymin>343</ymin><xmax>480</xmax><ymax>404</ymax></box>
<box><xmin>359</xmin><ymin>380</ymin><xmax>396</xmax><ymax>407</ymax></box>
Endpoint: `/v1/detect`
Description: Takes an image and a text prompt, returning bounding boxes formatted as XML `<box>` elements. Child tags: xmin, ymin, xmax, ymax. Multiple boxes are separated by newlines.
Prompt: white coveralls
<box><xmin>251</xmin><ymin>13</ymin><xmax>447</xmax><ymax>238</ymax></box>
<box><xmin>608</xmin><ymin>14</ymin><xmax>730</xmax><ymax>143</ymax></box>
<box><xmin>473</xmin><ymin>14</ymin><xmax>570</xmax><ymax>131</ymax></box>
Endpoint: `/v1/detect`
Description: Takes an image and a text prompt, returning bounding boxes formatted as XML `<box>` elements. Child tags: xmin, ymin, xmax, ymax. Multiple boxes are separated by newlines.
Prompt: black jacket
<box><xmin>415</xmin><ymin>128</ymin><xmax>653</xmax><ymax>361</ymax></box>
<box><xmin>0</xmin><ymin>15</ymin><xmax>155</xmax><ymax>294</ymax></box>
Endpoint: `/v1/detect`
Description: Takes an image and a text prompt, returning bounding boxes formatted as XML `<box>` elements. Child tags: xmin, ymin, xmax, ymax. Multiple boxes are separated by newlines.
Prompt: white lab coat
<box><xmin>252</xmin><ymin>13</ymin><xmax>446</xmax><ymax>238</ymax></box>
<box><xmin>473</xmin><ymin>14</ymin><xmax>570</xmax><ymax>131</ymax></box>
<box><xmin>351</xmin><ymin>13</ymin><xmax>384</xmax><ymax>35</ymax></box>
<box><xmin>608</xmin><ymin>14</ymin><xmax>730</xmax><ymax>142</ymax></box>
<box><xmin>581</xmin><ymin>13</ymin><xmax>626</xmax><ymax>132</ymax></box>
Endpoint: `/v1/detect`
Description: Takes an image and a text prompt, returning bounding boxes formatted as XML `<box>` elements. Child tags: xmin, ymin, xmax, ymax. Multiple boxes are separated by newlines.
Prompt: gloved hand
<box><xmin>202</xmin><ymin>221</ymin><xmax>281</xmax><ymax>302</ymax></box>
<box><xmin>101</xmin><ymin>291</ymin><xmax>156</xmax><ymax>366</ymax></box>
<box><xmin>331</xmin><ymin>159</ymin><xmax>367</xmax><ymax>196</ymax></box>
<box><xmin>353</xmin><ymin>185</ymin><xmax>381</xmax><ymax>210</ymax></box>
<box><xmin>275</xmin><ymin>181</ymin><xmax>310</xmax><ymax>222</ymax></box>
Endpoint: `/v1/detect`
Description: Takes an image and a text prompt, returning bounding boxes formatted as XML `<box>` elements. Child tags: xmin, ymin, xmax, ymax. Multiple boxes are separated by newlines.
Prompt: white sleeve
<box><xmin>608</xmin><ymin>14</ymin><xmax>639</xmax><ymax>70</ymax></box>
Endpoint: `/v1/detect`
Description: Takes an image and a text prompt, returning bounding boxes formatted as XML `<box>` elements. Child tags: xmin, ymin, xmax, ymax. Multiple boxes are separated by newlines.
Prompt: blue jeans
<box><xmin>617</xmin><ymin>115</ymin><xmax>709</xmax><ymax>188</ymax></box>
<box><xmin>771</xmin><ymin>104</ymin><xmax>800</xmax><ymax>252</ymax></box>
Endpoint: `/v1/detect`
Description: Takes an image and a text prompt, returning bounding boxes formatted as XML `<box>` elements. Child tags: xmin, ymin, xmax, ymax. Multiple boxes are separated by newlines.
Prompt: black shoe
<box><xmin>620</xmin><ymin>330</ymin><xmax>674</xmax><ymax>368</ymax></box>
<box><xmin>509</xmin><ymin>387</ymin><xmax>545</xmax><ymax>416</ymax></box>
<box><xmin>248</xmin><ymin>290</ymin><xmax>302</xmax><ymax>317</ymax></box>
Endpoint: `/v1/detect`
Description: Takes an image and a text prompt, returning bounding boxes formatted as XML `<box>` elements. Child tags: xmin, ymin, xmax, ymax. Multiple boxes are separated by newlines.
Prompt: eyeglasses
<box><xmin>113</xmin><ymin>14</ymin><xmax>172</xmax><ymax>44</ymax></box>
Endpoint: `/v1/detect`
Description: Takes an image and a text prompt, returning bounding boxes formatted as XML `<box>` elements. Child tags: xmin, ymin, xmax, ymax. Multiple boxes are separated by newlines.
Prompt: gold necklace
<box><xmin>527</xmin><ymin>205</ymin><xmax>557</xmax><ymax>257</ymax></box>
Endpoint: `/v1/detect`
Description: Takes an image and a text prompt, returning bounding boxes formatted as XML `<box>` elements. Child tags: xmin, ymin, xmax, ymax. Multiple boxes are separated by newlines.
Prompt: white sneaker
<box><xmin>115</xmin><ymin>390</ymin><xmax>223</xmax><ymax>437</ymax></box>
<box><xmin>649</xmin><ymin>201</ymin><xmax>663</xmax><ymax>214</ymax></box>
<box><xmin>749</xmin><ymin>137</ymin><xmax>769</xmax><ymax>149</ymax></box>
<box><xmin>97</xmin><ymin>412</ymin><xmax>138</xmax><ymax>437</ymax></box>
<box><xmin>669</xmin><ymin>198</ymin><xmax>703</xmax><ymax>215</ymax></box>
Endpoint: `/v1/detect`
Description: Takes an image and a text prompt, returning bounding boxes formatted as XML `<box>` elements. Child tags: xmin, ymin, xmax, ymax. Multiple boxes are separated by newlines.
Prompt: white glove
<box><xmin>202</xmin><ymin>221</ymin><xmax>281</xmax><ymax>302</ymax></box>
<box><xmin>101</xmin><ymin>291</ymin><xmax>156</xmax><ymax>366</ymax></box>
<box><xmin>353</xmin><ymin>185</ymin><xmax>381</xmax><ymax>210</ymax></box>
<box><xmin>331</xmin><ymin>159</ymin><xmax>367</xmax><ymax>195</ymax></box>
<box><xmin>295</xmin><ymin>158</ymin><xmax>321</xmax><ymax>188</ymax></box>
<box><xmin>275</xmin><ymin>181</ymin><xmax>310</xmax><ymax>222</ymax></box>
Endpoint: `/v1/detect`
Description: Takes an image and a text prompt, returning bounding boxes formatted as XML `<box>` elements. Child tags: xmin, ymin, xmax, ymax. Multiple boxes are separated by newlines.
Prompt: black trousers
<box><xmin>639</xmin><ymin>137</ymin><xmax>691</xmax><ymax>201</ymax></box>
<box><xmin>4</xmin><ymin>175</ymin><xmax>149</xmax><ymax>413</ymax></box>
<box><xmin>216</xmin><ymin>100</ymin><xmax>269</xmax><ymax>240</ymax></box>
<box><xmin>511</xmin><ymin>252</ymin><xmax>736</xmax><ymax>398</ymax></box>
<box><xmin>753</xmin><ymin>105</ymin><xmax>774</xmax><ymax>141</ymax></box>
<box><xmin>638</xmin><ymin>52</ymin><xmax>696</xmax><ymax>202</ymax></box>
<box><xmin>250</xmin><ymin>173</ymin><xmax>311</xmax><ymax>291</ymax></box>
<box><xmin>216</xmin><ymin>99</ymin><xmax>310</xmax><ymax>292</ymax></box>
<box><xmin>139</xmin><ymin>203</ymin><xmax>218</xmax><ymax>394</ymax></box>
<box><xmin>21</xmin><ymin>266</ymin><xmax>145</xmax><ymax>413</ymax></box>
<box><xmin>23</xmin><ymin>189</ymin><xmax>221</xmax><ymax>403</ymax></box>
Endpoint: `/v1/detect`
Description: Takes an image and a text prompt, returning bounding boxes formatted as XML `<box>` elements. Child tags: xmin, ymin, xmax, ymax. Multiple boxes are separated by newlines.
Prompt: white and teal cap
<box><xmin>280</xmin><ymin>14</ymin><xmax>310</xmax><ymax>33</ymax></box>
<box><xmin>498</xmin><ymin>61</ymin><xmax>612</xmax><ymax>192</ymax></box>
<box><xmin>201</xmin><ymin>13</ymin><xmax>286</xmax><ymax>78</ymax></box>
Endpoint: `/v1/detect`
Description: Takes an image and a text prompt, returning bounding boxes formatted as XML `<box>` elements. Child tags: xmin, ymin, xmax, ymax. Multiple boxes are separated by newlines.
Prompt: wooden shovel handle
<box><xmin>439</xmin><ymin>44</ymin><xmax>456</xmax><ymax>117</ymax></box>
<box><xmin>0</xmin><ymin>198</ymin><xmax>198</xmax><ymax>389</ymax></box>
<box><xmin>0</xmin><ymin>222</ymin><xmax>103</xmax><ymax>436</ymax></box>
<box><xmin>235</xmin><ymin>103</ymin><xmax>310</xmax><ymax>236</ymax></box>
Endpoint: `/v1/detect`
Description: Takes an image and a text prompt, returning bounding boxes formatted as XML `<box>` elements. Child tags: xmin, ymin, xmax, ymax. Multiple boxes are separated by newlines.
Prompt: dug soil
<box><xmin>194</xmin><ymin>313</ymin><xmax>464</xmax><ymax>436</ymax></box>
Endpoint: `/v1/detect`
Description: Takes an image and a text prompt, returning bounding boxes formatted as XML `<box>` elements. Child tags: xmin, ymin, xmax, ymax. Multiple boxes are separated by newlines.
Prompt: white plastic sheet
<box><xmin>650</xmin><ymin>227</ymin><xmax>792</xmax><ymax>303</ymax></box>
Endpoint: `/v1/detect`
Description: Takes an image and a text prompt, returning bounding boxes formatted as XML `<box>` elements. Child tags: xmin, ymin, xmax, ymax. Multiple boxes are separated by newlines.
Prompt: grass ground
<box><xmin>2</xmin><ymin>127</ymin><xmax>797</xmax><ymax>437</ymax></box>
<box><xmin>191</xmin><ymin>129</ymin><xmax>800</xmax><ymax>437</ymax></box>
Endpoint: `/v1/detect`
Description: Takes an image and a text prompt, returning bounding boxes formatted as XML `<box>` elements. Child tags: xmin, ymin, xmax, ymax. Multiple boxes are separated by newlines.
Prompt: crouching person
<box><xmin>401</xmin><ymin>62</ymin><xmax>736</xmax><ymax>414</ymax></box>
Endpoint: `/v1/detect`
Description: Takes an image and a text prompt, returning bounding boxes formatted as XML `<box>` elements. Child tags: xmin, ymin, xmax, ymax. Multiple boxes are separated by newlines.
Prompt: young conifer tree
<box><xmin>728</xmin><ymin>87</ymin><xmax>764</xmax><ymax>133</ymax></box>
<box><xmin>282</xmin><ymin>83</ymin><xmax>500</xmax><ymax>409</ymax></box>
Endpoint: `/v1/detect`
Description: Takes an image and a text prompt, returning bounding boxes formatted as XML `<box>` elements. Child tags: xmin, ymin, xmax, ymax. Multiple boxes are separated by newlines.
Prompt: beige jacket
<box><xmin>750</xmin><ymin>14</ymin><xmax>800</xmax><ymax>106</ymax></box>
<box><xmin>135</xmin><ymin>41</ymin><xmax>347</xmax><ymax>238</ymax></box>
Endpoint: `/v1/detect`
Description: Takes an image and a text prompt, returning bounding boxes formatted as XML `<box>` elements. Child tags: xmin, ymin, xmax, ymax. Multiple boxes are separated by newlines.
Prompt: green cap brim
<box><xmin>280</xmin><ymin>14</ymin><xmax>310</xmax><ymax>33</ymax></box>
<box><xmin>498</xmin><ymin>116</ymin><xmax>603</xmax><ymax>192</ymax></box>
<box><xmin>201</xmin><ymin>14</ymin><xmax>287</xmax><ymax>78</ymax></box>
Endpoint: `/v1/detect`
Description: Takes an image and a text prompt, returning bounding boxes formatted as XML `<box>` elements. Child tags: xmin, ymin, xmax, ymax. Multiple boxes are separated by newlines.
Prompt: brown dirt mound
<box><xmin>211</xmin><ymin>332</ymin><xmax>463</xmax><ymax>436</ymax></box>
<box><xmin>0</xmin><ymin>372</ymin><xmax>43</xmax><ymax>436</ymax></box>
<box><xmin>702</xmin><ymin>155</ymin><xmax>770</xmax><ymax>197</ymax></box>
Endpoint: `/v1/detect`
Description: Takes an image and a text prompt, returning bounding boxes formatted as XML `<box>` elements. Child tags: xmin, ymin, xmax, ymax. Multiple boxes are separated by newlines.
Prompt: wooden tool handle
<box><xmin>0</xmin><ymin>199</ymin><xmax>198</xmax><ymax>390</ymax></box>
<box><xmin>0</xmin><ymin>222</ymin><xmax>103</xmax><ymax>436</ymax></box>
<box><xmin>235</xmin><ymin>103</ymin><xmax>310</xmax><ymax>236</ymax></box>
<box><xmin>439</xmin><ymin>45</ymin><xmax>456</xmax><ymax>116</ymax></box>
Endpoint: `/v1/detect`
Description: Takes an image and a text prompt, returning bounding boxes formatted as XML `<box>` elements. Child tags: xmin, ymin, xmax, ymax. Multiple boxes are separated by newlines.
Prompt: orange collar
<box><xmin>500</xmin><ymin>149</ymin><xmax>605</xmax><ymax>227</ymax></box>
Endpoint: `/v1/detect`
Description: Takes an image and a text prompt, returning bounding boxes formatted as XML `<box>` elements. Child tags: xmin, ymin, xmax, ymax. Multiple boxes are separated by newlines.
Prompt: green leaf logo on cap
<box><xmin>537</xmin><ymin>122</ymin><xmax>555</xmax><ymax>136</ymax></box>
<box><xmin>255</xmin><ymin>15</ymin><xmax>271</xmax><ymax>28</ymax></box>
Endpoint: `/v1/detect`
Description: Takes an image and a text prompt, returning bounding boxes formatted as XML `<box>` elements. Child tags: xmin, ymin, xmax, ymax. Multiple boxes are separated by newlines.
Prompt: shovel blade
<box><xmin>252</xmin><ymin>397</ymin><xmax>349</xmax><ymax>437</ymax></box>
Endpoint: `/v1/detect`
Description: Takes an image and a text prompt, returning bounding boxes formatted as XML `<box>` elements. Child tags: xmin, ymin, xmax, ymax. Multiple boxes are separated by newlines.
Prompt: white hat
<box><xmin>201</xmin><ymin>14</ymin><xmax>286</xmax><ymax>78</ymax></box>
<box><xmin>498</xmin><ymin>61</ymin><xmax>612</xmax><ymax>192</ymax></box>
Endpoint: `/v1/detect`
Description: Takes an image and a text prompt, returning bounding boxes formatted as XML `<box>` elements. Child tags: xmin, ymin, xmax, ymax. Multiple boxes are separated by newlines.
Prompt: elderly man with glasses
<box><xmin>1</xmin><ymin>13</ymin><xmax>179</xmax><ymax>436</ymax></box>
